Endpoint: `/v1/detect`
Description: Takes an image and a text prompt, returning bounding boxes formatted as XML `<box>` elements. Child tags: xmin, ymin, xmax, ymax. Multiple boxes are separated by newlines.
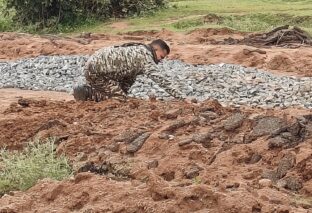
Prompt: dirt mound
<box><xmin>0</xmin><ymin>97</ymin><xmax>311</xmax><ymax>212</ymax></box>
<box><xmin>223</xmin><ymin>26</ymin><xmax>312</xmax><ymax>48</ymax></box>
<box><xmin>267</xmin><ymin>55</ymin><xmax>297</xmax><ymax>71</ymax></box>
<box><xmin>243</xmin><ymin>26</ymin><xmax>312</xmax><ymax>47</ymax></box>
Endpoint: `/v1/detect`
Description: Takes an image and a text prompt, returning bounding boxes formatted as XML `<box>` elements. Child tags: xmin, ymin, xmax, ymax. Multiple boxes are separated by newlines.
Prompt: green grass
<box><xmin>1</xmin><ymin>0</ymin><xmax>312</xmax><ymax>34</ymax></box>
<box><xmin>0</xmin><ymin>138</ymin><xmax>72</xmax><ymax>196</ymax></box>
<box><xmin>74</xmin><ymin>0</ymin><xmax>312</xmax><ymax>35</ymax></box>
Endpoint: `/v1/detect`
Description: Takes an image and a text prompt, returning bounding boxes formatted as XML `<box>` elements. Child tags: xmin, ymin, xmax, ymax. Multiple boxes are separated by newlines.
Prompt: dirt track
<box><xmin>0</xmin><ymin>28</ymin><xmax>312</xmax><ymax>212</ymax></box>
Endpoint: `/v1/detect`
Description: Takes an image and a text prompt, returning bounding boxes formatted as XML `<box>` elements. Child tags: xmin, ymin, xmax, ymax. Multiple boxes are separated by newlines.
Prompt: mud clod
<box><xmin>248</xmin><ymin>116</ymin><xmax>286</xmax><ymax>142</ymax></box>
<box><xmin>178</xmin><ymin>138</ymin><xmax>193</xmax><ymax>147</ymax></box>
<box><xmin>223</xmin><ymin>113</ymin><xmax>245</xmax><ymax>131</ymax></box>
<box><xmin>147</xmin><ymin>160</ymin><xmax>159</xmax><ymax>169</ymax></box>
<box><xmin>283</xmin><ymin>176</ymin><xmax>303</xmax><ymax>191</ymax></box>
<box><xmin>276</xmin><ymin>153</ymin><xmax>296</xmax><ymax>179</ymax></box>
<box><xmin>184</xmin><ymin>165</ymin><xmax>201</xmax><ymax>179</ymax></box>
<box><xmin>199</xmin><ymin>112</ymin><xmax>218</xmax><ymax>121</ymax></box>
<box><xmin>161</xmin><ymin>171</ymin><xmax>175</xmax><ymax>181</ymax></box>
<box><xmin>246</xmin><ymin>153</ymin><xmax>262</xmax><ymax>164</ymax></box>
<box><xmin>259</xmin><ymin>179</ymin><xmax>272</xmax><ymax>188</ymax></box>
<box><xmin>164</xmin><ymin>119</ymin><xmax>188</xmax><ymax>132</ymax></box>
<box><xmin>113</xmin><ymin>130</ymin><xmax>145</xmax><ymax>144</ymax></box>
<box><xmin>17</xmin><ymin>98</ymin><xmax>30</xmax><ymax>107</ymax></box>
<box><xmin>268</xmin><ymin>136</ymin><xmax>289</xmax><ymax>149</ymax></box>
<box><xmin>127</xmin><ymin>132</ymin><xmax>151</xmax><ymax>153</ymax></box>
<box><xmin>162</xmin><ymin>109</ymin><xmax>182</xmax><ymax>119</ymax></box>
<box><xmin>107</xmin><ymin>143</ymin><xmax>120</xmax><ymax>152</ymax></box>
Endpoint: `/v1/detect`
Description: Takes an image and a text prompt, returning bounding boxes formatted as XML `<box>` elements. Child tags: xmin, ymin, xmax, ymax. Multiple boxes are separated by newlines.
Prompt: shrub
<box><xmin>0</xmin><ymin>138</ymin><xmax>72</xmax><ymax>196</ymax></box>
<box><xmin>3</xmin><ymin>0</ymin><xmax>167</xmax><ymax>31</ymax></box>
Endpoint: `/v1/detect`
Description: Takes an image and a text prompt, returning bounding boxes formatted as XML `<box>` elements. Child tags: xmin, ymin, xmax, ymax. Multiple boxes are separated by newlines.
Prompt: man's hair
<box><xmin>150</xmin><ymin>39</ymin><xmax>170</xmax><ymax>54</ymax></box>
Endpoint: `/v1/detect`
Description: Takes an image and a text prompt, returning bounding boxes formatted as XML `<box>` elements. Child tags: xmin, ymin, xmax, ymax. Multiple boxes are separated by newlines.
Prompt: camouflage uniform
<box><xmin>83</xmin><ymin>43</ymin><xmax>184</xmax><ymax>101</ymax></box>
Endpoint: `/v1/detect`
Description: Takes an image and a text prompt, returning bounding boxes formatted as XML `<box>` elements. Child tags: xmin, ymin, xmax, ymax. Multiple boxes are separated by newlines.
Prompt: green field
<box><xmin>1</xmin><ymin>0</ymin><xmax>312</xmax><ymax>34</ymax></box>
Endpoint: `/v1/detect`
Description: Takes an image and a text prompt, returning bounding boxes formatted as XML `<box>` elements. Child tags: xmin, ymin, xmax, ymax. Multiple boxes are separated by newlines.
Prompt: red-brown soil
<box><xmin>0</xmin><ymin>97</ymin><xmax>311</xmax><ymax>213</ymax></box>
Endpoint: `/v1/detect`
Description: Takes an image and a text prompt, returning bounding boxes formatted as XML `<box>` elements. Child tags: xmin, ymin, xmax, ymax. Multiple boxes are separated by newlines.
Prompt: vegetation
<box><xmin>0</xmin><ymin>0</ymin><xmax>312</xmax><ymax>34</ymax></box>
<box><xmin>0</xmin><ymin>139</ymin><xmax>72</xmax><ymax>196</ymax></box>
<box><xmin>0</xmin><ymin>0</ymin><xmax>166</xmax><ymax>32</ymax></box>
<box><xmin>170</xmin><ymin>13</ymin><xmax>312</xmax><ymax>33</ymax></box>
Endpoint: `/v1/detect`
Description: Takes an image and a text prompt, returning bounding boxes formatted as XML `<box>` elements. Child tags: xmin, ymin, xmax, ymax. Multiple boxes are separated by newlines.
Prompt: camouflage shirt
<box><xmin>86</xmin><ymin>44</ymin><xmax>184</xmax><ymax>99</ymax></box>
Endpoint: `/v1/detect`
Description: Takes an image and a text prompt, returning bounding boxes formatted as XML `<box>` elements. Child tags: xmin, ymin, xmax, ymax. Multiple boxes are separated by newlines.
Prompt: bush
<box><xmin>111</xmin><ymin>0</ymin><xmax>166</xmax><ymax>17</ymax></box>
<box><xmin>0</xmin><ymin>138</ymin><xmax>72</xmax><ymax>196</ymax></box>
<box><xmin>3</xmin><ymin>0</ymin><xmax>167</xmax><ymax>31</ymax></box>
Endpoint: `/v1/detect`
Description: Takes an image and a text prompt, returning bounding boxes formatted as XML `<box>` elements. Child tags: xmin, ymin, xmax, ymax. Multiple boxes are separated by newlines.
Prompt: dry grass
<box><xmin>0</xmin><ymin>138</ymin><xmax>72</xmax><ymax>196</ymax></box>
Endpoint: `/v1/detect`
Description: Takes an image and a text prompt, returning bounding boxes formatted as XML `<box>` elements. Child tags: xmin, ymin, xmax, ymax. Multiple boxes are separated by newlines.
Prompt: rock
<box><xmin>276</xmin><ymin>153</ymin><xmax>296</xmax><ymax>179</ymax></box>
<box><xmin>78</xmin><ymin>162</ymin><xmax>107</xmax><ymax>175</ymax></box>
<box><xmin>17</xmin><ymin>98</ymin><xmax>30</xmax><ymax>107</ymax></box>
<box><xmin>147</xmin><ymin>160</ymin><xmax>159</xmax><ymax>169</ymax></box>
<box><xmin>259</xmin><ymin>179</ymin><xmax>272</xmax><ymax>187</ymax></box>
<box><xmin>225</xmin><ymin>182</ymin><xmax>240</xmax><ymax>189</ymax></box>
<box><xmin>161</xmin><ymin>171</ymin><xmax>175</xmax><ymax>181</ymax></box>
<box><xmin>127</xmin><ymin>132</ymin><xmax>151</xmax><ymax>153</ymax></box>
<box><xmin>277</xmin><ymin>179</ymin><xmax>287</xmax><ymax>188</ymax></box>
<box><xmin>249</xmin><ymin>116</ymin><xmax>286</xmax><ymax>139</ymax></box>
<box><xmin>262</xmin><ymin>170</ymin><xmax>278</xmax><ymax>182</ymax></box>
<box><xmin>248</xmin><ymin>153</ymin><xmax>262</xmax><ymax>164</ymax></box>
<box><xmin>162</xmin><ymin>109</ymin><xmax>182</xmax><ymax>119</ymax></box>
<box><xmin>158</xmin><ymin>132</ymin><xmax>170</xmax><ymax>140</ymax></box>
<box><xmin>107</xmin><ymin>143</ymin><xmax>119</xmax><ymax>152</ymax></box>
<box><xmin>184</xmin><ymin>166</ymin><xmax>200</xmax><ymax>179</ymax></box>
<box><xmin>231</xmin><ymin>133</ymin><xmax>245</xmax><ymax>144</ymax></box>
<box><xmin>178</xmin><ymin>138</ymin><xmax>193</xmax><ymax>147</ymax></box>
<box><xmin>268</xmin><ymin>136</ymin><xmax>288</xmax><ymax>149</ymax></box>
<box><xmin>192</xmin><ymin>132</ymin><xmax>212</xmax><ymax>148</ymax></box>
<box><xmin>113</xmin><ymin>130</ymin><xmax>144</xmax><ymax>144</ymax></box>
<box><xmin>162</xmin><ymin>119</ymin><xmax>188</xmax><ymax>133</ymax></box>
<box><xmin>223</xmin><ymin>113</ymin><xmax>245</xmax><ymax>131</ymax></box>
<box><xmin>283</xmin><ymin>176</ymin><xmax>303</xmax><ymax>191</ymax></box>
<box><xmin>287</xmin><ymin>120</ymin><xmax>301</xmax><ymax>136</ymax></box>
<box><xmin>199</xmin><ymin>111</ymin><xmax>218</xmax><ymax>121</ymax></box>
<box><xmin>280</xmin><ymin>132</ymin><xmax>295</xmax><ymax>141</ymax></box>
<box><xmin>168</xmin><ymin>135</ymin><xmax>175</xmax><ymax>140</ymax></box>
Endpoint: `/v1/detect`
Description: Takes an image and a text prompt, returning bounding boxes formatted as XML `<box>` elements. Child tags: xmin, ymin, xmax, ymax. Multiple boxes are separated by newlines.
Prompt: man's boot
<box><xmin>73</xmin><ymin>84</ymin><xmax>93</xmax><ymax>101</ymax></box>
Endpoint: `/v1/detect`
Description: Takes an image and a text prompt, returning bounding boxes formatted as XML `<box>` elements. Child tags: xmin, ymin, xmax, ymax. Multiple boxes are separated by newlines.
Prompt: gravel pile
<box><xmin>0</xmin><ymin>55</ymin><xmax>311</xmax><ymax>108</ymax></box>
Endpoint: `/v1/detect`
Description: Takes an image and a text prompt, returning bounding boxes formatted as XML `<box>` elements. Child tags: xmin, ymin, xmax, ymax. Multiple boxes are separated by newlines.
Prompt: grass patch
<box><xmin>90</xmin><ymin>0</ymin><xmax>312</xmax><ymax>34</ymax></box>
<box><xmin>220</xmin><ymin>13</ymin><xmax>312</xmax><ymax>32</ymax></box>
<box><xmin>172</xmin><ymin>18</ymin><xmax>204</xmax><ymax>30</ymax></box>
<box><xmin>167</xmin><ymin>13</ymin><xmax>312</xmax><ymax>35</ymax></box>
<box><xmin>0</xmin><ymin>138</ymin><xmax>72</xmax><ymax>196</ymax></box>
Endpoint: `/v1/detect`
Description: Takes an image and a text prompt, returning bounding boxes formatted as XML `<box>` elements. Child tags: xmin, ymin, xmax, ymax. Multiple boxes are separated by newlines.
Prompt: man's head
<box><xmin>150</xmin><ymin>39</ymin><xmax>170</xmax><ymax>62</ymax></box>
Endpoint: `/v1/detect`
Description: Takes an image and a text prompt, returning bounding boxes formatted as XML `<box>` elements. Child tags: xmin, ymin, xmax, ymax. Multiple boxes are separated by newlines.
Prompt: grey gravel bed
<box><xmin>0</xmin><ymin>55</ymin><xmax>311</xmax><ymax>108</ymax></box>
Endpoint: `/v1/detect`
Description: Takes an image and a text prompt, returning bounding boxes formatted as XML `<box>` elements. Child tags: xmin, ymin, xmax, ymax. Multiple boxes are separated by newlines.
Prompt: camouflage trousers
<box><xmin>84</xmin><ymin>62</ymin><xmax>127</xmax><ymax>102</ymax></box>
